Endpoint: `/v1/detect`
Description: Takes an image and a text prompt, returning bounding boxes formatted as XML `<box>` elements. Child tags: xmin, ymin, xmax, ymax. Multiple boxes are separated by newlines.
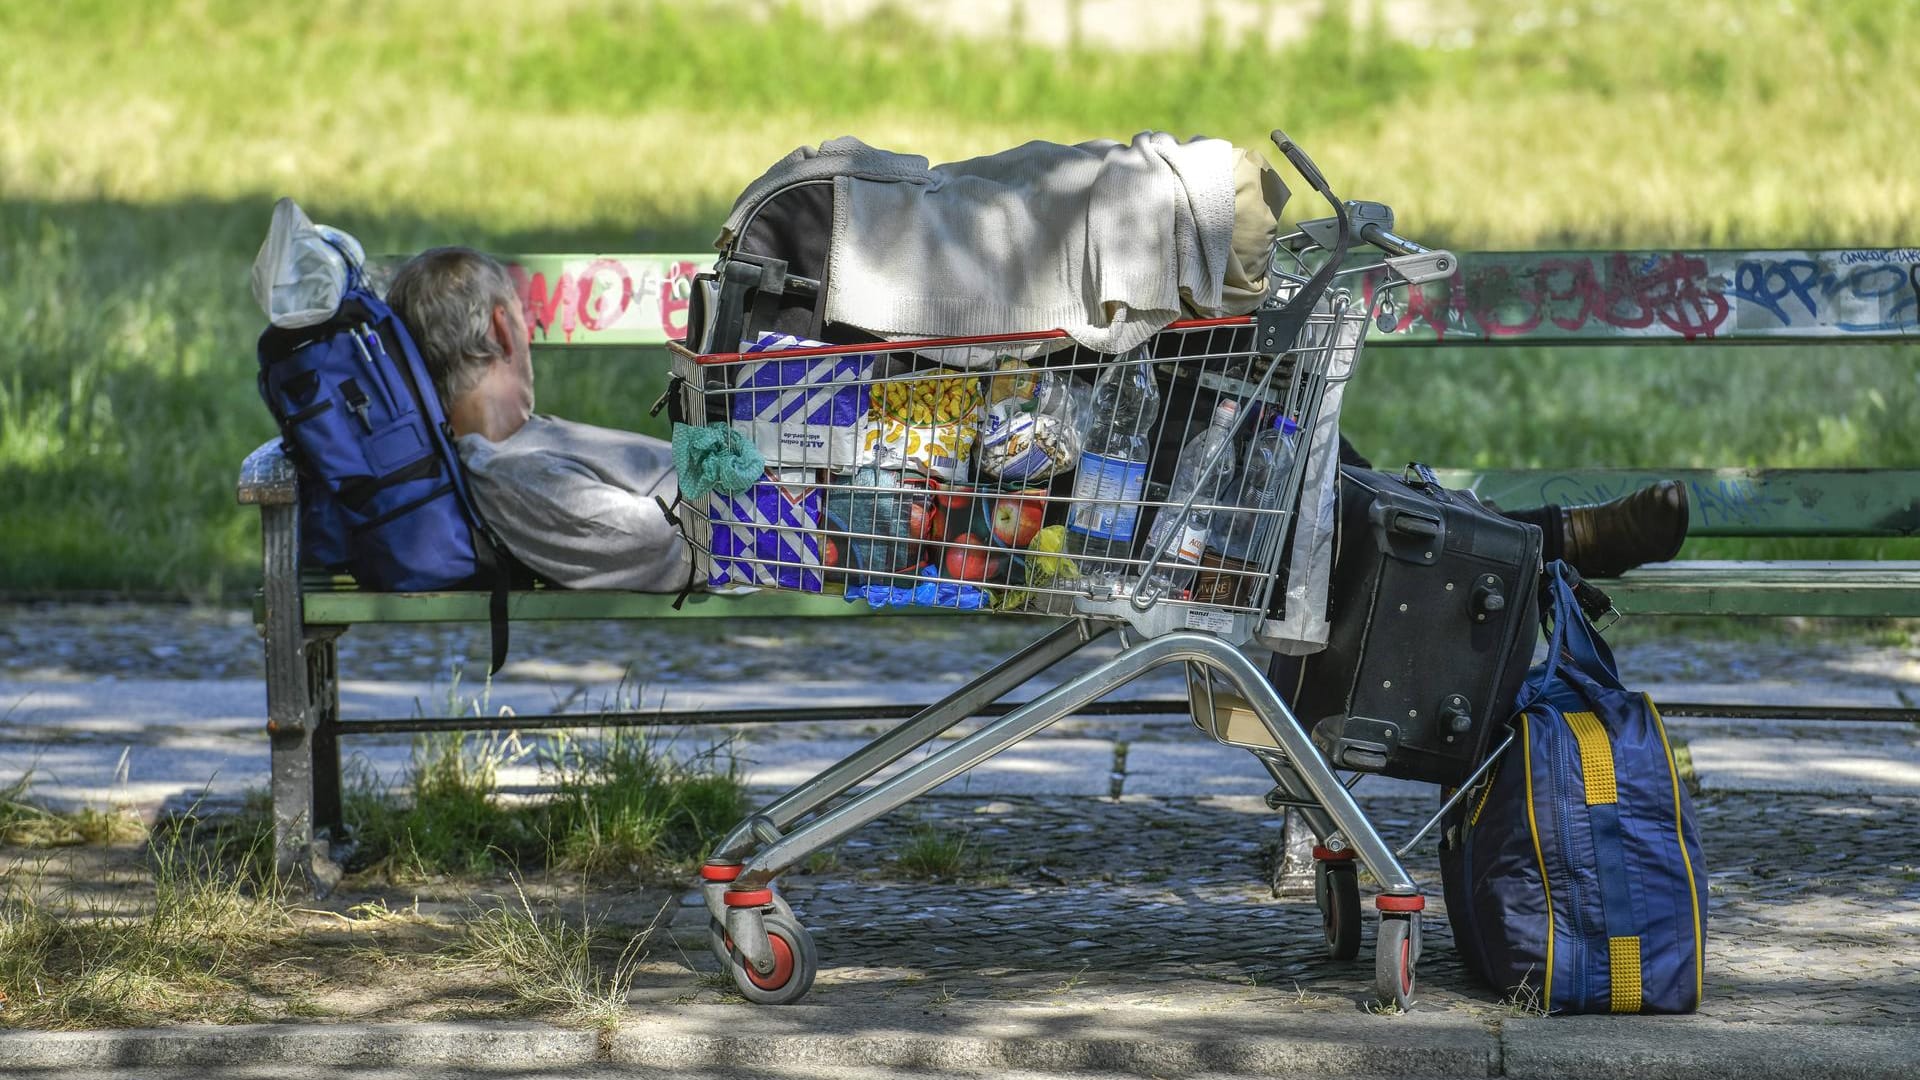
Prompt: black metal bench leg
<box><xmin>260</xmin><ymin>500</ymin><xmax>344</xmax><ymax>897</ymax></box>
<box><xmin>308</xmin><ymin>630</ymin><xmax>346</xmax><ymax>845</ymax></box>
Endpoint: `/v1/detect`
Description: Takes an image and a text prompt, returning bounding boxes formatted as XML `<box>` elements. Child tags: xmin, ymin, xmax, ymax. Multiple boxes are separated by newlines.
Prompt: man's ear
<box><xmin>489</xmin><ymin>304</ymin><xmax>521</xmax><ymax>356</ymax></box>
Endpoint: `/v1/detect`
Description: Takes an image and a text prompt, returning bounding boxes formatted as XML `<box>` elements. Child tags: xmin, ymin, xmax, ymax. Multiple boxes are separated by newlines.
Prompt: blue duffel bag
<box><xmin>1440</xmin><ymin>561</ymin><xmax>1708</xmax><ymax>1014</ymax></box>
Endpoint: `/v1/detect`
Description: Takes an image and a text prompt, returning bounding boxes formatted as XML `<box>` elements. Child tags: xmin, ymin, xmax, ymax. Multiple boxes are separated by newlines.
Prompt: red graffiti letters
<box><xmin>505</xmin><ymin>257</ymin><xmax>697</xmax><ymax>343</ymax></box>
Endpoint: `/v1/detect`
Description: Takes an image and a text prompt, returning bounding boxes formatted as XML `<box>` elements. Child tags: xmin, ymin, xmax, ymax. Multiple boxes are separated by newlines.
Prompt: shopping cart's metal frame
<box><xmin>691</xmin><ymin>131</ymin><xmax>1462</xmax><ymax>1009</ymax></box>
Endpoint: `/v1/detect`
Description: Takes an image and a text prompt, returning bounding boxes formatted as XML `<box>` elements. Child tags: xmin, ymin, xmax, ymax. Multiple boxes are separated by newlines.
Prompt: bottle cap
<box><xmin>1276</xmin><ymin>416</ymin><xmax>1299</xmax><ymax>435</ymax></box>
<box><xmin>1211</xmin><ymin>399</ymin><xmax>1239</xmax><ymax>428</ymax></box>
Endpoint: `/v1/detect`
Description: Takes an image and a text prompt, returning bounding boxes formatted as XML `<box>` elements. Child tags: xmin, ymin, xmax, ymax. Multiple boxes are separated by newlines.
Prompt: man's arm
<box><xmin>470</xmin><ymin>454</ymin><xmax>692</xmax><ymax>592</ymax></box>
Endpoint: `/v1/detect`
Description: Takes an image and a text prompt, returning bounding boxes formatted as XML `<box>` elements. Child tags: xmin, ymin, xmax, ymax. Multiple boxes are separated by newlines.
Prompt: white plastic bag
<box><xmin>250</xmin><ymin>197</ymin><xmax>367</xmax><ymax>329</ymax></box>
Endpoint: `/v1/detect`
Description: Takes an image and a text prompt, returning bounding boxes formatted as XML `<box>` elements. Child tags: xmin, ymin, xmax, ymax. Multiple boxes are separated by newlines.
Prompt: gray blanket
<box><xmin>726</xmin><ymin>133</ymin><xmax>1240</xmax><ymax>355</ymax></box>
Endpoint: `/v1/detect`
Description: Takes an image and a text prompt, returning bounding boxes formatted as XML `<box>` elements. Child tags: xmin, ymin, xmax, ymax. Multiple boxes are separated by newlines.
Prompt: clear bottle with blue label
<box><xmin>1064</xmin><ymin>348</ymin><xmax>1161</xmax><ymax>588</ymax></box>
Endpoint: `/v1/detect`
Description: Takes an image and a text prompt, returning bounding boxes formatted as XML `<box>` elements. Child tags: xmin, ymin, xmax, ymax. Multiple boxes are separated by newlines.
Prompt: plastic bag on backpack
<box><xmin>250</xmin><ymin>197</ymin><xmax>367</xmax><ymax>329</ymax></box>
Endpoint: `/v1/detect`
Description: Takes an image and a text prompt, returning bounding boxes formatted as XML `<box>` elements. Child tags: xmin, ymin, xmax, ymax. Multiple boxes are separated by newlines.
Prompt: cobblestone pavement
<box><xmin>7</xmin><ymin>603</ymin><xmax>1919</xmax><ymax>1026</ymax></box>
<box><xmin>655</xmin><ymin>791</ymin><xmax>1920</xmax><ymax>1024</ymax></box>
<box><xmin>5</xmin><ymin>603</ymin><xmax>1918</xmax><ymax>702</ymax></box>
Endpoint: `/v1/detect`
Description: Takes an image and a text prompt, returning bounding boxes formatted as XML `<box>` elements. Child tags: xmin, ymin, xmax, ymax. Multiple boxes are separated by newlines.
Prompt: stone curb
<box><xmin>610</xmin><ymin>1005</ymin><xmax>1496</xmax><ymax>1075</ymax></box>
<box><xmin>0</xmin><ymin>1022</ymin><xmax>598</xmax><ymax>1070</ymax></box>
<box><xmin>0</xmin><ymin>1011</ymin><xmax>1912</xmax><ymax>1076</ymax></box>
<box><xmin>1502</xmin><ymin>1016</ymin><xmax>1920</xmax><ymax>1080</ymax></box>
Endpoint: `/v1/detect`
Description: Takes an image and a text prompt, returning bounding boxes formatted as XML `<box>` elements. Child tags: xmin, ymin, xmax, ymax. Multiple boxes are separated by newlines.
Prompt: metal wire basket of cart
<box><xmin>665</xmin><ymin>131</ymin><xmax>1463</xmax><ymax>1008</ymax></box>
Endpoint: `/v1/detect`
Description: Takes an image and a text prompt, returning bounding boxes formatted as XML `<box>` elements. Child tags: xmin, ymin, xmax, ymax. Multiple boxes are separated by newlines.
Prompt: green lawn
<box><xmin>2</xmin><ymin>0</ymin><xmax>1916</xmax><ymax>597</ymax></box>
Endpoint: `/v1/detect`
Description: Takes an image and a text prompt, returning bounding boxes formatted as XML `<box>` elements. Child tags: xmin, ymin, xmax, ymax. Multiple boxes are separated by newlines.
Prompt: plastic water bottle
<box><xmin>1140</xmin><ymin>399</ymin><xmax>1242</xmax><ymax>599</ymax></box>
<box><xmin>1064</xmin><ymin>349</ymin><xmax>1161</xmax><ymax>588</ymax></box>
<box><xmin>1215</xmin><ymin>415</ymin><xmax>1300</xmax><ymax>565</ymax></box>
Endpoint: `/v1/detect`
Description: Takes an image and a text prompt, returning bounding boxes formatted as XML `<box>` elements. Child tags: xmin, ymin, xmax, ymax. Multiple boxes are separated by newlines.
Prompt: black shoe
<box><xmin>1561</xmin><ymin>481</ymin><xmax>1689</xmax><ymax>579</ymax></box>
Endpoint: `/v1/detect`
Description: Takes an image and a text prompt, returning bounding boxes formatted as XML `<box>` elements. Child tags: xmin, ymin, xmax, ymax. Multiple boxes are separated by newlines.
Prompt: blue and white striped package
<box><xmin>707</xmin><ymin>478</ymin><xmax>823</xmax><ymax>592</ymax></box>
<box><xmin>730</xmin><ymin>332</ymin><xmax>872</xmax><ymax>473</ymax></box>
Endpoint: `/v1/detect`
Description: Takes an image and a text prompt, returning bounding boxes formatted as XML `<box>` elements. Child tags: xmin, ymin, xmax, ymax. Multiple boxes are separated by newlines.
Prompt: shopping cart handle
<box><xmin>1359</xmin><ymin>222</ymin><xmax>1429</xmax><ymax>258</ymax></box>
<box><xmin>1269</xmin><ymin>129</ymin><xmax>1329</xmax><ymax>194</ymax></box>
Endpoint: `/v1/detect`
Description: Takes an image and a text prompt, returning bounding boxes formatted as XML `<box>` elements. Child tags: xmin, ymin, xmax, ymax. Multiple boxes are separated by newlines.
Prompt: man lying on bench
<box><xmin>385</xmin><ymin>246</ymin><xmax>1683</xmax><ymax>592</ymax></box>
<box><xmin>387</xmin><ymin>246</ymin><xmax>691</xmax><ymax>591</ymax></box>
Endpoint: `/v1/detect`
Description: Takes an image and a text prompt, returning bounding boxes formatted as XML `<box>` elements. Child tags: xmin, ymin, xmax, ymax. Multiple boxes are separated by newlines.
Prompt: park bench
<box><xmin>238</xmin><ymin>247</ymin><xmax>1920</xmax><ymax>888</ymax></box>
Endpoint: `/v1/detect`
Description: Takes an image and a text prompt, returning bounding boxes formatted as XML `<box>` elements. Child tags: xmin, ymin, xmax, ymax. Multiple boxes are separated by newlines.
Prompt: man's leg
<box><xmin>1500</xmin><ymin>482</ymin><xmax>1689</xmax><ymax>578</ymax></box>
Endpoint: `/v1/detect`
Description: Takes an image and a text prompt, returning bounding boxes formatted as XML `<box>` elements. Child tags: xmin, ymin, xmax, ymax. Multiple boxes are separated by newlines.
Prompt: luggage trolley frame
<box><xmin>667</xmin><ymin>132</ymin><xmax>1461</xmax><ymax>1008</ymax></box>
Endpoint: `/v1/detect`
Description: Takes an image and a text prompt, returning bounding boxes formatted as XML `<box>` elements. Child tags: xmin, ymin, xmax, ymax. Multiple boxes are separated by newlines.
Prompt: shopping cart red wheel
<box><xmin>725</xmin><ymin>911</ymin><xmax>818</xmax><ymax>1005</ymax></box>
<box><xmin>708</xmin><ymin>893</ymin><xmax>794</xmax><ymax>968</ymax></box>
<box><xmin>1374</xmin><ymin>912</ymin><xmax>1421</xmax><ymax>1012</ymax></box>
<box><xmin>1314</xmin><ymin>859</ymin><xmax>1362</xmax><ymax>962</ymax></box>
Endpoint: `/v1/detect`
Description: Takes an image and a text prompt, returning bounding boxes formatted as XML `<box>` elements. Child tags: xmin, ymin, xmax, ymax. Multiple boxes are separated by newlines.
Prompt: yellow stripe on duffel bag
<box><xmin>1610</xmin><ymin>936</ymin><xmax>1644</xmax><ymax>1013</ymax></box>
<box><xmin>1563</xmin><ymin>711</ymin><xmax>1617</xmax><ymax>805</ymax></box>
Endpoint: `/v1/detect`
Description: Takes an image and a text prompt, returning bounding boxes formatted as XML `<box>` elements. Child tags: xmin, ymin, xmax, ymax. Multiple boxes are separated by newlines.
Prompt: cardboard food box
<box><xmin>706</xmin><ymin>477</ymin><xmax>823</xmax><ymax>592</ymax></box>
<box><xmin>729</xmin><ymin>332</ymin><xmax>872</xmax><ymax>473</ymax></box>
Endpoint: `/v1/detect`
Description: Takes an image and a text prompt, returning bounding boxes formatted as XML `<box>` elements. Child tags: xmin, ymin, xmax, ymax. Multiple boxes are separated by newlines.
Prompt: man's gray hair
<box><xmin>386</xmin><ymin>247</ymin><xmax>521</xmax><ymax>405</ymax></box>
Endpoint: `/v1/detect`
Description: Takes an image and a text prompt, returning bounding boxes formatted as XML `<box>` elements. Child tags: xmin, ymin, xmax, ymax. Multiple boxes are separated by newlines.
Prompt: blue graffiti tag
<box><xmin>1730</xmin><ymin>257</ymin><xmax>1920</xmax><ymax>332</ymax></box>
<box><xmin>1534</xmin><ymin>475</ymin><xmax>1813</xmax><ymax>530</ymax></box>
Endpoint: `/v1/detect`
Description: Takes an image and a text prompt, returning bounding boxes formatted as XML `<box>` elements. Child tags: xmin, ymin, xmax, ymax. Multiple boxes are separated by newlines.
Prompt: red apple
<box><xmin>821</xmin><ymin>535</ymin><xmax>841</xmax><ymax>569</ymax></box>
<box><xmin>931</xmin><ymin>481</ymin><xmax>974</xmax><ymax>512</ymax></box>
<box><xmin>943</xmin><ymin>533</ymin><xmax>1005</xmax><ymax>582</ymax></box>
<box><xmin>990</xmin><ymin>489</ymin><xmax>1049</xmax><ymax>548</ymax></box>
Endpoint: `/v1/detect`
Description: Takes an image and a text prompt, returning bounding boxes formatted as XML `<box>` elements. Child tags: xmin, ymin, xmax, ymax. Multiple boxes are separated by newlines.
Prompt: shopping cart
<box><xmin>665</xmin><ymin>132</ymin><xmax>1462</xmax><ymax>1008</ymax></box>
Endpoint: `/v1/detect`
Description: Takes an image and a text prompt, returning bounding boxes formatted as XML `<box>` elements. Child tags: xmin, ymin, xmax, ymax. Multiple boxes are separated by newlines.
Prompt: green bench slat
<box><xmin>287</xmin><ymin>562</ymin><xmax>1920</xmax><ymax>624</ymax></box>
<box><xmin>1604</xmin><ymin>561</ymin><xmax>1920</xmax><ymax>617</ymax></box>
<box><xmin>1428</xmin><ymin>468</ymin><xmax>1920</xmax><ymax>538</ymax></box>
<box><xmin>297</xmin><ymin>587</ymin><xmax>904</xmax><ymax>624</ymax></box>
<box><xmin>373</xmin><ymin>249</ymin><xmax>1920</xmax><ymax>348</ymax></box>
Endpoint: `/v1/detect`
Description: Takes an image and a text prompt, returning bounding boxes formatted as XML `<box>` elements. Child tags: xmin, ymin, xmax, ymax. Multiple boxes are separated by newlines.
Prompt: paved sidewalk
<box><xmin>1</xmin><ymin>1010</ymin><xmax>1916</xmax><ymax>1078</ymax></box>
<box><xmin>2</xmin><ymin>604</ymin><xmax>1918</xmax><ymax>1037</ymax></box>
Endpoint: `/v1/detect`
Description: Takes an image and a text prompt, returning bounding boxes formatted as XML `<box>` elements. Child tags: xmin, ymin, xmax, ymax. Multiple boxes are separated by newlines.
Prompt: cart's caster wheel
<box><xmin>1374</xmin><ymin>912</ymin><xmax>1421</xmax><ymax>1012</ymax></box>
<box><xmin>1315</xmin><ymin>859</ymin><xmax>1362</xmax><ymax>962</ymax></box>
<box><xmin>708</xmin><ymin>894</ymin><xmax>793</xmax><ymax>967</ymax></box>
<box><xmin>725</xmin><ymin>911</ymin><xmax>817</xmax><ymax>1005</ymax></box>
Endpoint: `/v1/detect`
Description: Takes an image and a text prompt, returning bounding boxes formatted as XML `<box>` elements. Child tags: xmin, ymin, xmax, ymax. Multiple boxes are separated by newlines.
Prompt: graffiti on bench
<box><xmin>1445</xmin><ymin>467</ymin><xmax>1920</xmax><ymax>538</ymax></box>
<box><xmin>444</xmin><ymin>250</ymin><xmax>1920</xmax><ymax>347</ymax></box>
<box><xmin>1529</xmin><ymin>472</ymin><xmax>1814</xmax><ymax>532</ymax></box>
<box><xmin>1363</xmin><ymin>249</ymin><xmax>1920</xmax><ymax>343</ymax></box>
<box><xmin>498</xmin><ymin>254</ymin><xmax>706</xmax><ymax>346</ymax></box>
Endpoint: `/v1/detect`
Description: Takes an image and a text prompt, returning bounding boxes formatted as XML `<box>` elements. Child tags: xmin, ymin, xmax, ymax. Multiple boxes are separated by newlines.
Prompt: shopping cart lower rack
<box><xmin>664</xmin><ymin>134</ymin><xmax>1467</xmax><ymax>1009</ymax></box>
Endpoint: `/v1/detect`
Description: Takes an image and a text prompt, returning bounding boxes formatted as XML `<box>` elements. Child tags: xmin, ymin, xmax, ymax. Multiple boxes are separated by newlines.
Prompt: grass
<box><xmin>447</xmin><ymin>876</ymin><xmax>654</xmax><ymax>1030</ymax></box>
<box><xmin>891</xmin><ymin>821</ymin><xmax>980</xmax><ymax>881</ymax></box>
<box><xmin>3</xmin><ymin>0</ymin><xmax>1918</xmax><ymax>596</ymax></box>
<box><xmin>0</xmin><ymin>719</ymin><xmax>731</xmax><ymax>1028</ymax></box>
<box><xmin>341</xmin><ymin>706</ymin><xmax>747</xmax><ymax>882</ymax></box>
<box><xmin>0</xmin><ymin>814</ymin><xmax>285</xmax><ymax>1028</ymax></box>
<box><xmin>0</xmin><ymin>773</ymin><xmax>145</xmax><ymax>849</ymax></box>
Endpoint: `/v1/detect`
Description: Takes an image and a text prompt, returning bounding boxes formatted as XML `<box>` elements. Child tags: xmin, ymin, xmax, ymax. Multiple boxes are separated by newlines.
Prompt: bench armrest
<box><xmin>237</xmin><ymin>439</ymin><xmax>297</xmax><ymax>506</ymax></box>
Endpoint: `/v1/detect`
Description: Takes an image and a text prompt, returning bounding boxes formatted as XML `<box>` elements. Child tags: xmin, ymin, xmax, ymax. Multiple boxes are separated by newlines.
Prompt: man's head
<box><xmin>387</xmin><ymin>247</ymin><xmax>533</xmax><ymax>436</ymax></box>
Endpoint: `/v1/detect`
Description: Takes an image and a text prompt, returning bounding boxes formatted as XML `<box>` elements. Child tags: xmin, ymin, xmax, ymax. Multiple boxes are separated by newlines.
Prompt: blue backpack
<box><xmin>256</xmin><ymin>285</ymin><xmax>514</xmax><ymax>671</ymax></box>
<box><xmin>1440</xmin><ymin>562</ymin><xmax>1708</xmax><ymax>1014</ymax></box>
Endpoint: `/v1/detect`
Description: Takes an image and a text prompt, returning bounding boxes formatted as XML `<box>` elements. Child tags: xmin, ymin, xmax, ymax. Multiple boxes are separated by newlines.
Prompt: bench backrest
<box><xmin>368</xmin><ymin>248</ymin><xmax>1917</xmax><ymax>540</ymax></box>
<box><xmin>368</xmin><ymin>248</ymin><xmax>1919</xmax><ymax>348</ymax></box>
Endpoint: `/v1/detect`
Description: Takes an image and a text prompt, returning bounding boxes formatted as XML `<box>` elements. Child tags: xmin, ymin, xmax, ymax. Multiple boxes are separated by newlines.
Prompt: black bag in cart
<box><xmin>1268</xmin><ymin>464</ymin><xmax>1543</xmax><ymax>786</ymax></box>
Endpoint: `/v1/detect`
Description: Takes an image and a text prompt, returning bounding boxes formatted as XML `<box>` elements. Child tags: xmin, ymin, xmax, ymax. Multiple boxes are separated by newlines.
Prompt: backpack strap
<box><xmin>466</xmin><ymin>525</ymin><xmax>514</xmax><ymax>675</ymax></box>
<box><xmin>656</xmin><ymin>492</ymin><xmax>702</xmax><ymax>611</ymax></box>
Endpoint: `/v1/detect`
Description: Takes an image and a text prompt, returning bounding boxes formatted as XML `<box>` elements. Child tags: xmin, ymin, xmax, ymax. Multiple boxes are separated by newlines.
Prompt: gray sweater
<box><xmin>459</xmin><ymin>416</ymin><xmax>691</xmax><ymax>592</ymax></box>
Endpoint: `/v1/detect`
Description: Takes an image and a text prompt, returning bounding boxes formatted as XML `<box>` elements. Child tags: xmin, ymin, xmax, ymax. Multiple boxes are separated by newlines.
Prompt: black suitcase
<box><xmin>1269</xmin><ymin>464</ymin><xmax>1543</xmax><ymax>786</ymax></box>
